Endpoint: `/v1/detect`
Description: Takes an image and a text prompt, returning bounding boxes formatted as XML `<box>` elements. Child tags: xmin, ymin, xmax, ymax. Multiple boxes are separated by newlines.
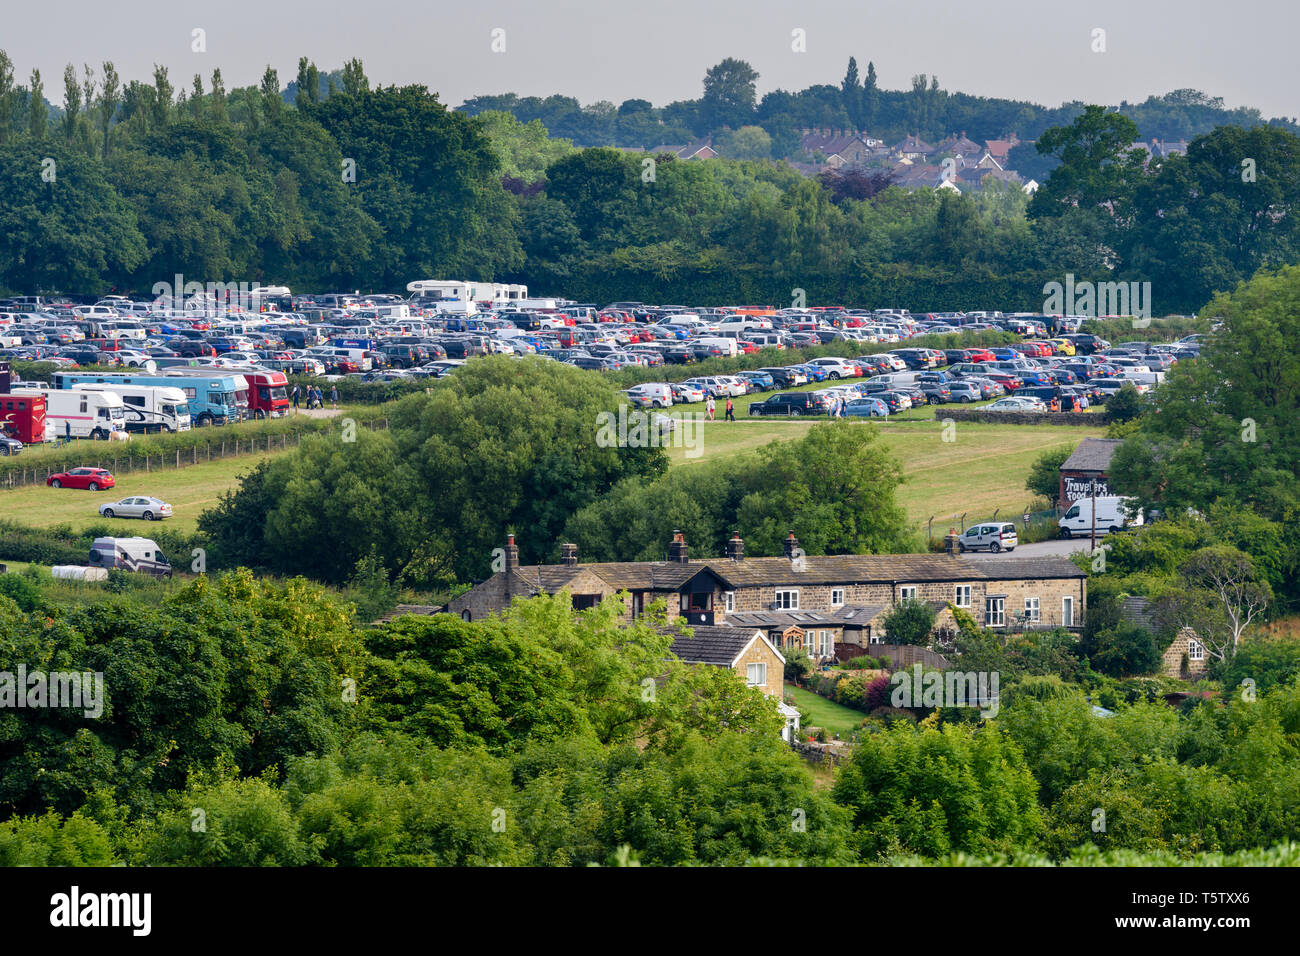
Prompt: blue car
<box><xmin>737</xmin><ymin>370</ymin><xmax>775</xmax><ymax>391</ymax></box>
<box><xmin>844</xmin><ymin>397</ymin><xmax>890</xmax><ymax>417</ymax></box>
<box><xmin>794</xmin><ymin>364</ymin><xmax>829</xmax><ymax>382</ymax></box>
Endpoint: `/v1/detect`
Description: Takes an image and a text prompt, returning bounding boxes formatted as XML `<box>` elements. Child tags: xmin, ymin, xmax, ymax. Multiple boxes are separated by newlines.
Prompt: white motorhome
<box><xmin>11</xmin><ymin>387</ymin><xmax>126</xmax><ymax>439</ymax></box>
<box><xmin>88</xmin><ymin>536</ymin><xmax>173</xmax><ymax>577</ymax></box>
<box><xmin>694</xmin><ymin>337</ymin><xmax>740</xmax><ymax>357</ymax></box>
<box><xmin>72</xmin><ymin>383</ymin><xmax>191</xmax><ymax>433</ymax></box>
<box><xmin>1059</xmin><ymin>496</ymin><xmax>1145</xmax><ymax>537</ymax></box>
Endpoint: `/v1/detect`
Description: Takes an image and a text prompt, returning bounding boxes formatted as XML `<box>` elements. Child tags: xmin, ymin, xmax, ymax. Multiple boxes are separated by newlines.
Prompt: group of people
<box><xmin>703</xmin><ymin>395</ymin><xmax>736</xmax><ymax>422</ymax></box>
<box><xmin>291</xmin><ymin>384</ymin><xmax>338</xmax><ymax>411</ymax></box>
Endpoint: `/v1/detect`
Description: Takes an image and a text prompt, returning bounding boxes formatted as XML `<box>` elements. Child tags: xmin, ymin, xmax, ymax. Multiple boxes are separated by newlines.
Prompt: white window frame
<box><xmin>899</xmin><ymin>585</ymin><xmax>917</xmax><ymax>601</ymax></box>
<box><xmin>775</xmin><ymin>588</ymin><xmax>799</xmax><ymax>610</ymax></box>
<box><xmin>820</xmin><ymin>631</ymin><xmax>833</xmax><ymax>657</ymax></box>
<box><xmin>1062</xmin><ymin>596</ymin><xmax>1075</xmax><ymax>628</ymax></box>
<box><xmin>1024</xmin><ymin>597</ymin><xmax>1040</xmax><ymax>623</ymax></box>
<box><xmin>985</xmin><ymin>596</ymin><xmax>1006</xmax><ymax>628</ymax></box>
<box><xmin>724</xmin><ymin>591</ymin><xmax>735</xmax><ymax>613</ymax></box>
<box><xmin>954</xmin><ymin>585</ymin><xmax>971</xmax><ymax>608</ymax></box>
<box><xmin>746</xmin><ymin>662</ymin><xmax>766</xmax><ymax>687</ymax></box>
<box><xmin>831</xmin><ymin>588</ymin><xmax>845</xmax><ymax>607</ymax></box>
<box><xmin>1188</xmin><ymin>638</ymin><xmax>1205</xmax><ymax>662</ymax></box>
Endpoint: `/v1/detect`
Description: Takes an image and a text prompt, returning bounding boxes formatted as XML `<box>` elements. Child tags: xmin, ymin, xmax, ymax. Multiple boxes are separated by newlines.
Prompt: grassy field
<box><xmin>784</xmin><ymin>684</ymin><xmax>864</xmax><ymax>738</ymax></box>
<box><xmin>0</xmin><ymin>450</ymin><xmax>291</xmax><ymax>535</ymax></box>
<box><xmin>663</xmin><ymin>417</ymin><xmax>1106</xmax><ymax>529</ymax></box>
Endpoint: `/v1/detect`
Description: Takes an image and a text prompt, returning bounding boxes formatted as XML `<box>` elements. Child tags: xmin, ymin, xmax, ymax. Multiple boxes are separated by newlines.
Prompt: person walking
<box><xmin>291</xmin><ymin>384</ymin><xmax>300</xmax><ymax>411</ymax></box>
<box><xmin>64</xmin><ymin>419</ymin><xmax>72</xmax><ymax>444</ymax></box>
<box><xmin>724</xmin><ymin>397</ymin><xmax>735</xmax><ymax>422</ymax></box>
<box><xmin>315</xmin><ymin>387</ymin><xmax>324</xmax><ymax>409</ymax></box>
<box><xmin>705</xmin><ymin>395</ymin><xmax>715</xmax><ymax>421</ymax></box>
<box><xmin>330</xmin><ymin>385</ymin><xmax>339</xmax><ymax>410</ymax></box>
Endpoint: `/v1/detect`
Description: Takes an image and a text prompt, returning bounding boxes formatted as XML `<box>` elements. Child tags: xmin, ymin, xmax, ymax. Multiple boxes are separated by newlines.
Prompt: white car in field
<box><xmin>99</xmin><ymin>495</ymin><xmax>173</xmax><ymax>521</ymax></box>
<box><xmin>806</xmin><ymin>357</ymin><xmax>862</xmax><ymax>379</ymax></box>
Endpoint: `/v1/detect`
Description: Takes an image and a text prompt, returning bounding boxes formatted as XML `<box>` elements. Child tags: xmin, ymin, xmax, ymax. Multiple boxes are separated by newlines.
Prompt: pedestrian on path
<box><xmin>706</xmin><ymin>395</ymin><xmax>715</xmax><ymax>421</ymax></box>
<box><xmin>725</xmin><ymin>397</ymin><xmax>735</xmax><ymax>422</ymax></box>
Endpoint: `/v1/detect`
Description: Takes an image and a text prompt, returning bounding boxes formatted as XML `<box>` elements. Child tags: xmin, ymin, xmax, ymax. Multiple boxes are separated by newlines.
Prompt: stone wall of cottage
<box><xmin>1161</xmin><ymin>628</ymin><xmax>1209</xmax><ymax>680</ymax></box>
<box><xmin>979</xmin><ymin>577</ymin><xmax>1086</xmax><ymax>628</ymax></box>
<box><xmin>733</xmin><ymin>638</ymin><xmax>785</xmax><ymax>698</ymax></box>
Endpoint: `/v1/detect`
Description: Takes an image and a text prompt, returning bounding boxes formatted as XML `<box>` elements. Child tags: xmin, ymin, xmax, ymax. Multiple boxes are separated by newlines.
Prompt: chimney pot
<box><xmin>726</xmin><ymin>532</ymin><xmax>744</xmax><ymax>561</ymax></box>
<box><xmin>560</xmin><ymin>543</ymin><xmax>578</xmax><ymax>567</ymax></box>
<box><xmin>504</xmin><ymin>533</ymin><xmax>520</xmax><ymax>571</ymax></box>
<box><xmin>783</xmin><ymin>532</ymin><xmax>800</xmax><ymax>559</ymax></box>
<box><xmin>669</xmin><ymin>530</ymin><xmax>689</xmax><ymax>564</ymax></box>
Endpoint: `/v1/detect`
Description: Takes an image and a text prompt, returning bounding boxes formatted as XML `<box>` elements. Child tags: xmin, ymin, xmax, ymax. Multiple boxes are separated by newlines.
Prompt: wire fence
<box><xmin>1</xmin><ymin>418</ymin><xmax>389</xmax><ymax>488</ymax></box>
<box><xmin>925</xmin><ymin>504</ymin><xmax>1063</xmax><ymax>549</ymax></box>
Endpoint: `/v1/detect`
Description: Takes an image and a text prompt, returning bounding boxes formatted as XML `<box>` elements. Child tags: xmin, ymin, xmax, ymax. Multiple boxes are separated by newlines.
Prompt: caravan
<box><xmin>72</xmin><ymin>384</ymin><xmax>191</xmax><ymax>433</ymax></box>
<box><xmin>88</xmin><ymin>537</ymin><xmax>173</xmax><ymax>578</ymax></box>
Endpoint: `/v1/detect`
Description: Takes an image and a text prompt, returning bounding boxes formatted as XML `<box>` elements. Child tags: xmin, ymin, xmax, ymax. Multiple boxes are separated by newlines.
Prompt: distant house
<box><xmin>984</xmin><ymin>133</ymin><xmax>1021</xmax><ymax>164</ymax></box>
<box><xmin>651</xmin><ymin>138</ymin><xmax>718</xmax><ymax>160</ymax></box>
<box><xmin>933</xmin><ymin>132</ymin><xmax>984</xmax><ymax>163</ymax></box>
<box><xmin>1130</xmin><ymin>139</ymin><xmax>1189</xmax><ymax>165</ymax></box>
<box><xmin>670</xmin><ymin>625</ymin><xmax>786</xmax><ymax>699</ymax></box>
<box><xmin>891</xmin><ymin>133</ymin><xmax>935</xmax><ymax>161</ymax></box>
<box><xmin>892</xmin><ymin>162</ymin><xmax>959</xmax><ymax>191</ymax></box>
<box><xmin>1121</xmin><ymin>595</ymin><xmax>1208</xmax><ymax>680</ymax></box>
<box><xmin>1059</xmin><ymin>437</ymin><xmax>1124</xmax><ymax>502</ymax></box>
<box><xmin>799</xmin><ymin>130</ymin><xmax>875</xmax><ymax>167</ymax></box>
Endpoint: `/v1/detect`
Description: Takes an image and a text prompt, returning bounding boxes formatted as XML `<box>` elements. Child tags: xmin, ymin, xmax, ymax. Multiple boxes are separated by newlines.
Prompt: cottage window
<box><xmin>954</xmin><ymin>585</ymin><xmax>971</xmax><ymax>608</ymax></box>
<box><xmin>831</xmin><ymin>588</ymin><xmax>845</xmax><ymax>607</ymax></box>
<box><xmin>1062</xmin><ymin>596</ymin><xmax>1075</xmax><ymax>627</ymax></box>
<box><xmin>1188</xmin><ymin>638</ymin><xmax>1205</xmax><ymax>662</ymax></box>
<box><xmin>899</xmin><ymin>585</ymin><xmax>918</xmax><ymax>601</ymax></box>
<box><xmin>775</xmin><ymin>588</ymin><xmax>799</xmax><ymax>610</ymax></box>
<box><xmin>1024</xmin><ymin>597</ymin><xmax>1040</xmax><ymax>623</ymax></box>
<box><xmin>724</xmin><ymin>591</ymin><xmax>735</xmax><ymax>613</ymax></box>
<box><xmin>746</xmin><ymin>662</ymin><xmax>766</xmax><ymax>687</ymax></box>
<box><xmin>985</xmin><ymin>597</ymin><xmax>1006</xmax><ymax>627</ymax></box>
<box><xmin>820</xmin><ymin>631</ymin><xmax>833</xmax><ymax>657</ymax></box>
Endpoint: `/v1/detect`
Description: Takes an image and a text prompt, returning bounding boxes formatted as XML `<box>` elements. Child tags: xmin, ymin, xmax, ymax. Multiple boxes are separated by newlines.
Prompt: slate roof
<box><xmin>373</xmin><ymin>604</ymin><xmax>442</xmax><ymax>623</ymax></box>
<box><xmin>1120</xmin><ymin>595</ymin><xmax>1157</xmax><ymax>630</ymax></box>
<box><xmin>703</xmin><ymin>553</ymin><xmax>1085</xmax><ymax>586</ymax></box>
<box><xmin>669</xmin><ymin>626</ymin><xmax>770</xmax><ymax>666</ymax></box>
<box><xmin>1061</xmin><ymin>437</ymin><xmax>1124</xmax><ymax>473</ymax></box>
<box><xmin>505</xmin><ymin>562</ymin><xmax>722</xmax><ymax>595</ymax></box>
<box><xmin>961</xmin><ymin>556</ymin><xmax>1088</xmax><ymax>580</ymax></box>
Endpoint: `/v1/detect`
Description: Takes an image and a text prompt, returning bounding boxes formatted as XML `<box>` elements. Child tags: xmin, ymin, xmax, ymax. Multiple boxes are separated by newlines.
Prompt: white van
<box><xmin>625</xmin><ymin>383</ymin><xmax>674</xmax><ymax>408</ymax></box>
<box><xmin>695</xmin><ymin>337</ymin><xmax>740</xmax><ymax>357</ymax></box>
<box><xmin>1059</xmin><ymin>496</ymin><xmax>1145</xmax><ymax>537</ymax></box>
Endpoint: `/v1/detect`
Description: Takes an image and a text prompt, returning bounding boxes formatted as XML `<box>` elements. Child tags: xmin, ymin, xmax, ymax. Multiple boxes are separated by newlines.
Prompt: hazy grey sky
<box><xmin>5</xmin><ymin>0</ymin><xmax>1298</xmax><ymax>119</ymax></box>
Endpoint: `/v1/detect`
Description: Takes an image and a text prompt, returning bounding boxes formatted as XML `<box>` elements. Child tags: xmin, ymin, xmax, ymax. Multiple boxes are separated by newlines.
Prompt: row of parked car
<box><xmin>619</xmin><ymin>335</ymin><xmax>1198</xmax><ymax>417</ymax></box>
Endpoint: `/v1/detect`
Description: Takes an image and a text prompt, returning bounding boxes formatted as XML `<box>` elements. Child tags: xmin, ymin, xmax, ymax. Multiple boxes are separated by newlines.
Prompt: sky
<box><xmin>3</xmin><ymin>0</ymin><xmax>1297</xmax><ymax>120</ymax></box>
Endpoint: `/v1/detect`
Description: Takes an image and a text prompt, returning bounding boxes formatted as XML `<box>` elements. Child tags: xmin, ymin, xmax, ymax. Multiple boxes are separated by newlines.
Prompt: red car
<box><xmin>47</xmin><ymin>467</ymin><xmax>116</xmax><ymax>490</ymax></box>
<box><xmin>962</xmin><ymin>348</ymin><xmax>997</xmax><ymax>363</ymax></box>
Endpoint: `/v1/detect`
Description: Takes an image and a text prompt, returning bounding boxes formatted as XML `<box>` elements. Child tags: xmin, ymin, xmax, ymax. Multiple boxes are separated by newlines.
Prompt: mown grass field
<box><xmin>1</xmin><ymin>450</ymin><xmax>292</xmax><ymax>535</ymax></box>
<box><xmin>784</xmin><ymin>683</ymin><xmax>864</xmax><ymax>738</ymax></box>
<box><xmin>662</xmin><ymin>416</ymin><xmax>1106</xmax><ymax>528</ymax></box>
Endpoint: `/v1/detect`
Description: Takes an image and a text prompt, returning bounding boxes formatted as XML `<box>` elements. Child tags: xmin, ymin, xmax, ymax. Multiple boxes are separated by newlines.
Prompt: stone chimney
<box><xmin>560</xmin><ymin>542</ymin><xmax>578</xmax><ymax>567</ymax></box>
<box><xmin>669</xmin><ymin>530</ymin><xmax>689</xmax><ymax>564</ymax></box>
<box><xmin>504</xmin><ymin>533</ymin><xmax>520</xmax><ymax>571</ymax></box>
<box><xmin>783</xmin><ymin>531</ymin><xmax>800</xmax><ymax>559</ymax></box>
<box><xmin>944</xmin><ymin>529</ymin><xmax>960</xmax><ymax>555</ymax></box>
<box><xmin>725</xmin><ymin>532</ymin><xmax>744</xmax><ymax>561</ymax></box>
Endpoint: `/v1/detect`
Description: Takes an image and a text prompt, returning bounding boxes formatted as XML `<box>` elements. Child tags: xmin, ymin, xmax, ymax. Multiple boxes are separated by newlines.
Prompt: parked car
<box><xmin>669</xmin><ymin>382</ymin><xmax>705</xmax><ymax>404</ymax></box>
<box><xmin>958</xmin><ymin>522</ymin><xmax>1018</xmax><ymax>553</ymax></box>
<box><xmin>0</xmin><ymin>432</ymin><xmax>22</xmax><ymax>456</ymax></box>
<box><xmin>748</xmin><ymin>391</ymin><xmax>830</xmax><ymax>416</ymax></box>
<box><xmin>843</xmin><ymin>397</ymin><xmax>890</xmax><ymax>418</ymax></box>
<box><xmin>99</xmin><ymin>495</ymin><xmax>174</xmax><ymax>521</ymax></box>
<box><xmin>735</xmin><ymin>370</ymin><xmax>776</xmax><ymax>392</ymax></box>
<box><xmin>985</xmin><ymin>397</ymin><xmax>1047</xmax><ymax>412</ymax></box>
<box><xmin>625</xmin><ymin>383</ymin><xmax>674</xmax><ymax>408</ymax></box>
<box><xmin>758</xmin><ymin>366</ymin><xmax>806</xmax><ymax>387</ymax></box>
<box><xmin>947</xmin><ymin>381</ymin><xmax>984</xmax><ymax>403</ymax></box>
<box><xmin>47</xmin><ymin>467</ymin><xmax>116</xmax><ymax>490</ymax></box>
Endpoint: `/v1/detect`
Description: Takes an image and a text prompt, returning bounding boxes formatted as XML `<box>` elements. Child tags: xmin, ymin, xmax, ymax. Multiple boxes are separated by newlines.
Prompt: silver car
<box><xmin>958</xmin><ymin>522</ymin><xmax>1018</xmax><ymax>553</ymax></box>
<box><xmin>99</xmin><ymin>496</ymin><xmax>174</xmax><ymax>521</ymax></box>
